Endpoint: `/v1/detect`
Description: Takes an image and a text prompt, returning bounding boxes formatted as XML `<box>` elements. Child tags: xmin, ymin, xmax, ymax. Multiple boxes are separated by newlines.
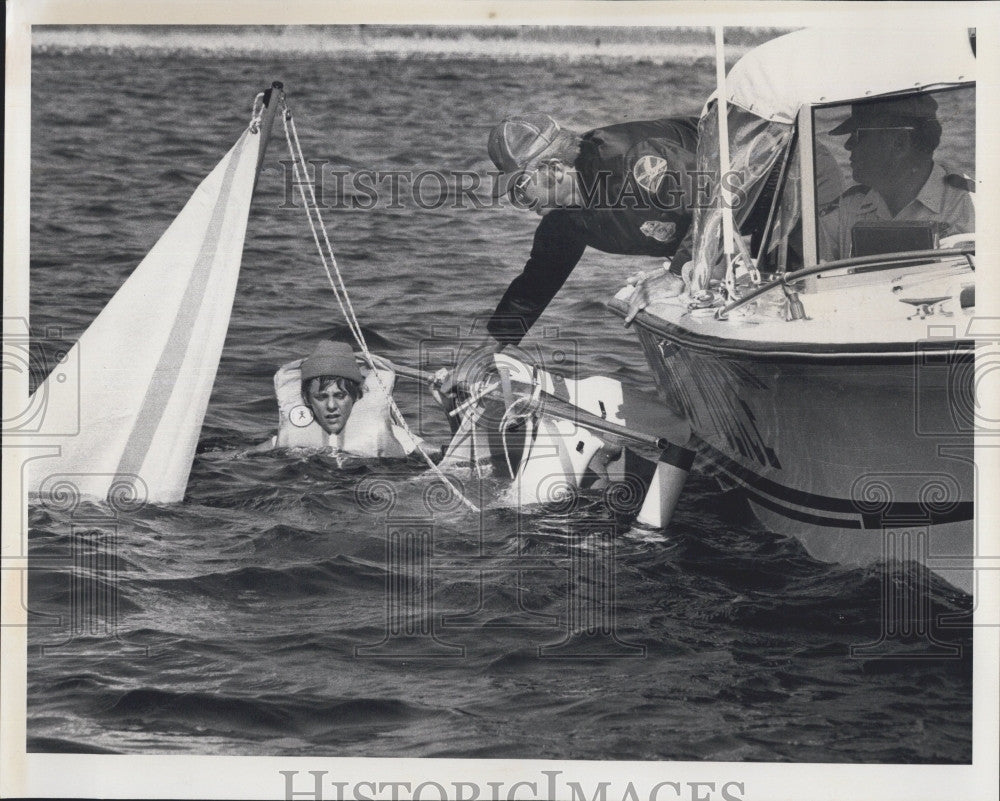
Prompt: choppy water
<box><xmin>26</xmin><ymin>32</ymin><xmax>972</xmax><ymax>761</ymax></box>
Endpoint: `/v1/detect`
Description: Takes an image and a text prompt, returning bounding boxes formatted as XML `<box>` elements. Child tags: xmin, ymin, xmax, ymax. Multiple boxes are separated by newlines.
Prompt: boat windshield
<box><xmin>811</xmin><ymin>85</ymin><xmax>976</xmax><ymax>264</ymax></box>
<box><xmin>691</xmin><ymin>103</ymin><xmax>794</xmax><ymax>281</ymax></box>
<box><xmin>692</xmin><ymin>85</ymin><xmax>976</xmax><ymax>280</ymax></box>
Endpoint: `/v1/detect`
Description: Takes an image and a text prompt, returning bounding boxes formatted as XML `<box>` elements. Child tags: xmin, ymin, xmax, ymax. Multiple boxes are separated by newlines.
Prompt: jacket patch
<box><xmin>640</xmin><ymin>220</ymin><xmax>677</xmax><ymax>242</ymax></box>
<box><xmin>945</xmin><ymin>173</ymin><xmax>975</xmax><ymax>193</ymax></box>
<box><xmin>633</xmin><ymin>155</ymin><xmax>670</xmax><ymax>194</ymax></box>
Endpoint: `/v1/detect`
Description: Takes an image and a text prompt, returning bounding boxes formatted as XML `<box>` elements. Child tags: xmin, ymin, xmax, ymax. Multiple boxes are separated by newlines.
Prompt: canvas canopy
<box><xmin>711</xmin><ymin>27</ymin><xmax>976</xmax><ymax>124</ymax></box>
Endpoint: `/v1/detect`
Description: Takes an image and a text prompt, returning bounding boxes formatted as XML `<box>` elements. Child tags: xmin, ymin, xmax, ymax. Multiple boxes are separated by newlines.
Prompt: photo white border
<box><xmin>4</xmin><ymin>2</ymin><xmax>999</xmax><ymax>799</ymax></box>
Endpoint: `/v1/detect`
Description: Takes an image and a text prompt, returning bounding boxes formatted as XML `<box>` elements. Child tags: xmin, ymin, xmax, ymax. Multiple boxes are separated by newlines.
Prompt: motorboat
<box><xmin>608</xmin><ymin>28</ymin><xmax>978</xmax><ymax>594</ymax></box>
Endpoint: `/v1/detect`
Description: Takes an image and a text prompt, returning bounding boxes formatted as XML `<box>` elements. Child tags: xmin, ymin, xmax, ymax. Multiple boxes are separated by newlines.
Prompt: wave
<box><xmin>99</xmin><ymin>686</ymin><xmax>453</xmax><ymax>742</ymax></box>
<box><xmin>27</xmin><ymin>736</ymin><xmax>121</xmax><ymax>754</ymax></box>
<box><xmin>31</xmin><ymin>25</ymin><xmax>785</xmax><ymax>64</ymax></box>
<box><xmin>138</xmin><ymin>555</ymin><xmax>387</xmax><ymax>600</ymax></box>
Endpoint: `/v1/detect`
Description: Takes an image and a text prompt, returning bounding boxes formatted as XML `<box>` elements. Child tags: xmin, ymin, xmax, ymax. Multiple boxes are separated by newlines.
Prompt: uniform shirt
<box><xmin>488</xmin><ymin>117</ymin><xmax>699</xmax><ymax>346</ymax></box>
<box><xmin>819</xmin><ymin>163</ymin><xmax>975</xmax><ymax>261</ymax></box>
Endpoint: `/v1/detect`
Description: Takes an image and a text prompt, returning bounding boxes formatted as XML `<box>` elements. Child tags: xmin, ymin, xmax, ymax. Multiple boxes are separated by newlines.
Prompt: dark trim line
<box><xmin>697</xmin><ymin>438</ymin><xmax>974</xmax><ymax>527</ymax></box>
<box><xmin>739</xmin><ymin>483</ymin><xmax>862</xmax><ymax>529</ymax></box>
<box><xmin>699</xmin><ymin>442</ymin><xmax>865</xmax><ymax>514</ymax></box>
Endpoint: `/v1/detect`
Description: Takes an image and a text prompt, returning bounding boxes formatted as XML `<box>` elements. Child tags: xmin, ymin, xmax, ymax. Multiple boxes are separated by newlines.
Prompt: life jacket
<box><xmin>273</xmin><ymin>355</ymin><xmax>418</xmax><ymax>457</ymax></box>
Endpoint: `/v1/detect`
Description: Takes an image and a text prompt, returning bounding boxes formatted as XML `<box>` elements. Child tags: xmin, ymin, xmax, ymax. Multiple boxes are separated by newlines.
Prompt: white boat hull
<box><xmin>615</xmin><ymin>300</ymin><xmax>974</xmax><ymax>595</ymax></box>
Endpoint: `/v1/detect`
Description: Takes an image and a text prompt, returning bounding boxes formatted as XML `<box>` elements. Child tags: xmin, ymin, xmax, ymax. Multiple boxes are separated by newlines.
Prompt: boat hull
<box><xmin>620</xmin><ymin>306</ymin><xmax>975</xmax><ymax>595</ymax></box>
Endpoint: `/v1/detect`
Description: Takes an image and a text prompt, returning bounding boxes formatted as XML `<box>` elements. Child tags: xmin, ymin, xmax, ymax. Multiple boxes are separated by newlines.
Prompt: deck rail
<box><xmin>716</xmin><ymin>246</ymin><xmax>975</xmax><ymax>321</ymax></box>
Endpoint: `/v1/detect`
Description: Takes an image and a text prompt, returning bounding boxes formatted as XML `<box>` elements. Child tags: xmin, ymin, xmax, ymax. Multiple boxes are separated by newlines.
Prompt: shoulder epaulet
<box><xmin>944</xmin><ymin>173</ymin><xmax>975</xmax><ymax>193</ymax></box>
<box><xmin>840</xmin><ymin>183</ymin><xmax>869</xmax><ymax>199</ymax></box>
<box><xmin>819</xmin><ymin>183</ymin><xmax>865</xmax><ymax>216</ymax></box>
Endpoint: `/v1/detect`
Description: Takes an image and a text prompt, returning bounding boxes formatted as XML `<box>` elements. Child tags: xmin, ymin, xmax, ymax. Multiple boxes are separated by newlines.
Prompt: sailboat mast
<box><xmin>714</xmin><ymin>28</ymin><xmax>736</xmax><ymax>278</ymax></box>
<box><xmin>253</xmin><ymin>80</ymin><xmax>284</xmax><ymax>193</ymax></box>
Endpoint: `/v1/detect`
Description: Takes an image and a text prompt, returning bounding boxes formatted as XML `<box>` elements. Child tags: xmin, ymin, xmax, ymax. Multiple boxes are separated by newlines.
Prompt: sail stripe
<box><xmin>113</xmin><ymin>129</ymin><xmax>251</xmax><ymax>484</ymax></box>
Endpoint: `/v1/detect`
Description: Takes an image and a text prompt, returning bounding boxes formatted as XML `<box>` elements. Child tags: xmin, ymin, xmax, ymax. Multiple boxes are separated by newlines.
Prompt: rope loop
<box><xmin>497</xmin><ymin>367</ymin><xmax>543</xmax><ymax>479</ymax></box>
<box><xmin>281</xmin><ymin>101</ymin><xmax>480</xmax><ymax>513</ymax></box>
<box><xmin>249</xmin><ymin>92</ymin><xmax>266</xmax><ymax>133</ymax></box>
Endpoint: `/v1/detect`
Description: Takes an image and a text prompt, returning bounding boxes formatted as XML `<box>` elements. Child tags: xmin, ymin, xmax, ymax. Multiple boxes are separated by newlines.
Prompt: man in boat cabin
<box><xmin>481</xmin><ymin>113</ymin><xmax>699</xmax><ymax>350</ymax></box>
<box><xmin>820</xmin><ymin>94</ymin><xmax>975</xmax><ymax>261</ymax></box>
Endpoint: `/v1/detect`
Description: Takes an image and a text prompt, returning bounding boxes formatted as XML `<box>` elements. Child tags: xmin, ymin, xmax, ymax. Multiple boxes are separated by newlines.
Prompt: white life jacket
<box><xmin>273</xmin><ymin>355</ymin><xmax>420</xmax><ymax>457</ymax></box>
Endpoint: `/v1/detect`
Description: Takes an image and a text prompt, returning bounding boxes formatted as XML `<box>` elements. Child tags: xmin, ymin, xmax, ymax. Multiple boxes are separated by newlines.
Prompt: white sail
<box><xmin>29</xmin><ymin>125</ymin><xmax>263</xmax><ymax>504</ymax></box>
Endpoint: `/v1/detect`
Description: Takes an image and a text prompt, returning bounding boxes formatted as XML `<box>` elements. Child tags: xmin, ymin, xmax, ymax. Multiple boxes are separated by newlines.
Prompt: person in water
<box><xmin>298</xmin><ymin>341</ymin><xmax>364</xmax><ymax>438</ymax></box>
<box><xmin>255</xmin><ymin>339</ymin><xmax>429</xmax><ymax>458</ymax></box>
<box><xmin>819</xmin><ymin>93</ymin><xmax>975</xmax><ymax>260</ymax></box>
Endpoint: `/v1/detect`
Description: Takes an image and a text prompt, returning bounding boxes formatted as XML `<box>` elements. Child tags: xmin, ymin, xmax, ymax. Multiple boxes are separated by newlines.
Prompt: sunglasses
<box><xmin>508</xmin><ymin>160</ymin><xmax>560</xmax><ymax>207</ymax></box>
<box><xmin>847</xmin><ymin>125</ymin><xmax>917</xmax><ymax>142</ymax></box>
<box><xmin>509</xmin><ymin>171</ymin><xmax>535</xmax><ymax>207</ymax></box>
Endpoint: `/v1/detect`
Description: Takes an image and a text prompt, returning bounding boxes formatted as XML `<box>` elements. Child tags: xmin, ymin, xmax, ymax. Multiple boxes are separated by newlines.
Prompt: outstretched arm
<box><xmin>486</xmin><ymin>210</ymin><xmax>588</xmax><ymax>347</ymax></box>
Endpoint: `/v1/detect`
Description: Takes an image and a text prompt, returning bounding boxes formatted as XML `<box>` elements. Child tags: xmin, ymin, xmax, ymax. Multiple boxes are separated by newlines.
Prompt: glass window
<box><xmin>812</xmin><ymin>85</ymin><xmax>975</xmax><ymax>263</ymax></box>
<box><xmin>758</xmin><ymin>144</ymin><xmax>803</xmax><ymax>274</ymax></box>
<box><xmin>691</xmin><ymin>104</ymin><xmax>794</xmax><ymax>282</ymax></box>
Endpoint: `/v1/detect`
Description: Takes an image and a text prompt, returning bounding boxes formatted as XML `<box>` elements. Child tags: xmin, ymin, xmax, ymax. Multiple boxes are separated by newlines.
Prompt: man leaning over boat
<box><xmin>819</xmin><ymin>94</ymin><xmax>975</xmax><ymax>261</ymax></box>
<box><xmin>479</xmin><ymin>113</ymin><xmax>700</xmax><ymax>351</ymax></box>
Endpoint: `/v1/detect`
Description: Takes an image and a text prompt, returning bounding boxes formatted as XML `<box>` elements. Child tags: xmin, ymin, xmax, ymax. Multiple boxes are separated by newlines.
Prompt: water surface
<box><xmin>26</xmin><ymin>32</ymin><xmax>972</xmax><ymax>761</ymax></box>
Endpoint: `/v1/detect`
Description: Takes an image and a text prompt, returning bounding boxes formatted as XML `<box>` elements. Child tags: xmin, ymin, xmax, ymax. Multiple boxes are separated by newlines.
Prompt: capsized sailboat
<box><xmin>609</xmin><ymin>28</ymin><xmax>978</xmax><ymax>594</ymax></box>
<box><xmin>28</xmin><ymin>83</ymin><xmax>284</xmax><ymax>504</ymax></box>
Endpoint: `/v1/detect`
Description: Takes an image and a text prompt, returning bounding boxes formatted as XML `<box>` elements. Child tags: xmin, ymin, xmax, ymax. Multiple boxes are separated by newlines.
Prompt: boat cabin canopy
<box><xmin>692</xmin><ymin>27</ymin><xmax>977</xmax><ymax>278</ymax></box>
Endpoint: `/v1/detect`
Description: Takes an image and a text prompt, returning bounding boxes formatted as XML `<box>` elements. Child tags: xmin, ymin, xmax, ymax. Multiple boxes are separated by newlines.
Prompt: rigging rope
<box><xmin>249</xmin><ymin>92</ymin><xmax>266</xmax><ymax>133</ymax></box>
<box><xmin>280</xmin><ymin>103</ymin><xmax>481</xmax><ymax>513</ymax></box>
<box><xmin>498</xmin><ymin>372</ymin><xmax>543</xmax><ymax>479</ymax></box>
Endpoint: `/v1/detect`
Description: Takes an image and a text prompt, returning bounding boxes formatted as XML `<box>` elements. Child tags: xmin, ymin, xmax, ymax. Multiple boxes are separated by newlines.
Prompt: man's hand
<box><xmin>429</xmin><ymin>367</ymin><xmax>456</xmax><ymax>406</ymax></box>
<box><xmin>438</xmin><ymin>336</ymin><xmax>505</xmax><ymax>395</ymax></box>
<box><xmin>428</xmin><ymin>339</ymin><xmax>506</xmax><ymax>434</ymax></box>
<box><xmin>429</xmin><ymin>335</ymin><xmax>505</xmax><ymax>413</ymax></box>
<box><xmin>624</xmin><ymin>264</ymin><xmax>686</xmax><ymax>326</ymax></box>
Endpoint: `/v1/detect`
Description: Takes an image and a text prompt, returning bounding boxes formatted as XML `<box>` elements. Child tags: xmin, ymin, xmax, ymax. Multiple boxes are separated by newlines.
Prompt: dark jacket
<box><xmin>488</xmin><ymin>117</ymin><xmax>699</xmax><ymax>346</ymax></box>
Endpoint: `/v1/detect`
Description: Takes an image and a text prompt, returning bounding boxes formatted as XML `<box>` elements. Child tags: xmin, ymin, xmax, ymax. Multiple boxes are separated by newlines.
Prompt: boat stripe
<box><xmin>697</xmin><ymin>438</ymin><xmax>974</xmax><ymax>525</ymax></box>
<box><xmin>740</xmin><ymin>485</ymin><xmax>863</xmax><ymax>529</ymax></box>
<box><xmin>114</xmin><ymin>130</ymin><xmax>251</xmax><ymax>486</ymax></box>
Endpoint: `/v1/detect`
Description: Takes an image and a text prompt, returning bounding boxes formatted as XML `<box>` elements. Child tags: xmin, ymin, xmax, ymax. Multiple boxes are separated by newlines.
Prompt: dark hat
<box><xmin>487</xmin><ymin>113</ymin><xmax>578</xmax><ymax>198</ymax></box>
<box><xmin>830</xmin><ymin>94</ymin><xmax>939</xmax><ymax>135</ymax></box>
<box><xmin>300</xmin><ymin>340</ymin><xmax>363</xmax><ymax>383</ymax></box>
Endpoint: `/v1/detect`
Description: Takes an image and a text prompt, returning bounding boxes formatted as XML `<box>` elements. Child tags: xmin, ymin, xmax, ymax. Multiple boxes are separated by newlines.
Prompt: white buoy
<box><xmin>636</xmin><ymin>443</ymin><xmax>696</xmax><ymax>528</ymax></box>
